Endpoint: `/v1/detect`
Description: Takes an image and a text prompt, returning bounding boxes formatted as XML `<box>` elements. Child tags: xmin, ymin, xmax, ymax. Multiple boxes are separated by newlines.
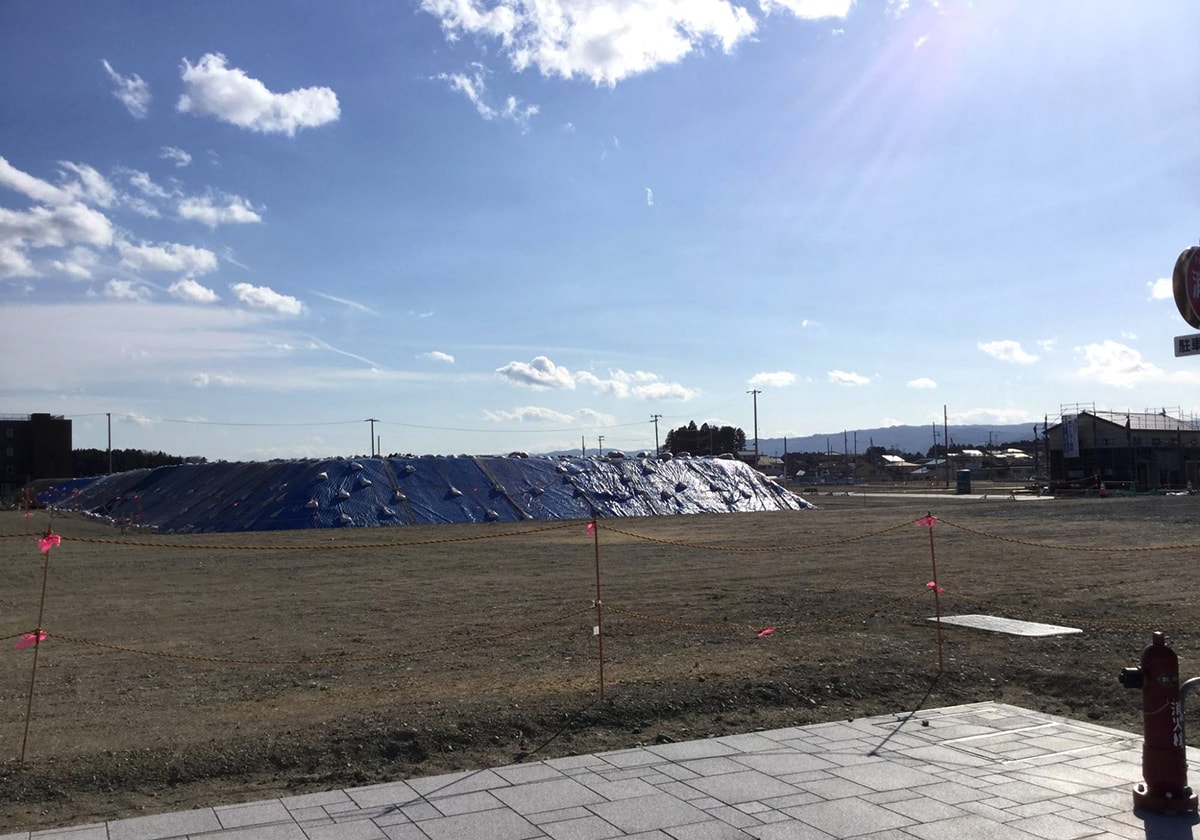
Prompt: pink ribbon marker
<box><xmin>14</xmin><ymin>631</ymin><xmax>46</xmax><ymax>650</ymax></box>
<box><xmin>38</xmin><ymin>534</ymin><xmax>62</xmax><ymax>553</ymax></box>
<box><xmin>915</xmin><ymin>515</ymin><xmax>937</xmax><ymax>528</ymax></box>
<box><xmin>926</xmin><ymin>581</ymin><xmax>945</xmax><ymax>594</ymax></box>
<box><xmin>757</xmin><ymin>627</ymin><xmax>776</xmax><ymax>638</ymax></box>
<box><xmin>587</xmin><ymin>522</ymin><xmax>595</xmax><ymax>535</ymax></box>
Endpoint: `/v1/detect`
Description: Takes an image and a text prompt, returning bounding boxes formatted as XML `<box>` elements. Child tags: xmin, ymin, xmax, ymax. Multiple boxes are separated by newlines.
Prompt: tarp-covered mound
<box><xmin>48</xmin><ymin>455</ymin><xmax>813</xmax><ymax>533</ymax></box>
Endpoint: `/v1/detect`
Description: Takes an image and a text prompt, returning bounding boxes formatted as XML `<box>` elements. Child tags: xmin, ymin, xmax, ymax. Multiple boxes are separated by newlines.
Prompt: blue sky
<box><xmin>2</xmin><ymin>0</ymin><xmax>1199</xmax><ymax>460</ymax></box>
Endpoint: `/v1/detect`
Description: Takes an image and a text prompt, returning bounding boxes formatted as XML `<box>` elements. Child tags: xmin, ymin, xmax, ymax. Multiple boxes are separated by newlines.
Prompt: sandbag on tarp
<box><xmin>50</xmin><ymin>455</ymin><xmax>812</xmax><ymax>533</ymax></box>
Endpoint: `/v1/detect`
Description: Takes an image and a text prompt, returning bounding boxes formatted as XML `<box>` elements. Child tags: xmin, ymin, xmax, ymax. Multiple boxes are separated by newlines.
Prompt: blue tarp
<box><xmin>49</xmin><ymin>455</ymin><xmax>813</xmax><ymax>533</ymax></box>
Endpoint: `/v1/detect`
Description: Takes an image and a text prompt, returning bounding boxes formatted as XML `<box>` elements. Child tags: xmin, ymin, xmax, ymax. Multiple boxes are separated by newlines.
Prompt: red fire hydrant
<box><xmin>1119</xmin><ymin>630</ymin><xmax>1199</xmax><ymax>813</ymax></box>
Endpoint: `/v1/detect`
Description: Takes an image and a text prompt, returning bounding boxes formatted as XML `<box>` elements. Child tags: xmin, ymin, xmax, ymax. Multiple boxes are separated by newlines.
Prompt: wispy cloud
<box><xmin>177</xmin><ymin>53</ymin><xmax>340</xmax><ymax>135</ymax></box>
<box><xmin>828</xmin><ymin>369</ymin><xmax>869</xmax><ymax>386</ymax></box>
<box><xmin>764</xmin><ymin>0</ymin><xmax>854</xmax><ymax>18</ymax></box>
<box><xmin>159</xmin><ymin>146</ymin><xmax>192</xmax><ymax>168</ymax></box>
<box><xmin>436</xmin><ymin>64</ymin><xmax>538</xmax><ymax>129</ymax></box>
<box><xmin>101</xmin><ymin>59</ymin><xmax>151</xmax><ymax>119</ymax></box>
<box><xmin>645</xmin><ymin>187</ymin><xmax>654</xmax><ymax>207</ymax></box>
<box><xmin>907</xmin><ymin>377</ymin><xmax>936</xmax><ymax>389</ymax></box>
<box><xmin>483</xmin><ymin>405</ymin><xmax>574</xmax><ymax>423</ymax></box>
<box><xmin>749</xmin><ymin>371</ymin><xmax>795</xmax><ymax>388</ymax></box>
<box><xmin>310</xmin><ymin>291</ymin><xmax>378</xmax><ymax>315</ymax></box>
<box><xmin>420</xmin><ymin>350</ymin><xmax>455</xmax><ymax>363</ymax></box>
<box><xmin>978</xmin><ymin>340</ymin><xmax>1038</xmax><ymax>365</ymax></box>
<box><xmin>303</xmin><ymin>335</ymin><xmax>379</xmax><ymax>367</ymax></box>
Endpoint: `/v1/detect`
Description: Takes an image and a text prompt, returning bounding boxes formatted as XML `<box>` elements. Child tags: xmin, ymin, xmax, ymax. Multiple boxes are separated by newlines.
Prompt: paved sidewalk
<box><xmin>4</xmin><ymin>702</ymin><xmax>1193</xmax><ymax>839</ymax></box>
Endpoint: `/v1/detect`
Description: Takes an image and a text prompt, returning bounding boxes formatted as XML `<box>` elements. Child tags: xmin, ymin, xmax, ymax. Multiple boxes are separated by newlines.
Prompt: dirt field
<box><xmin>3</xmin><ymin>488</ymin><xmax>1199</xmax><ymax>830</ymax></box>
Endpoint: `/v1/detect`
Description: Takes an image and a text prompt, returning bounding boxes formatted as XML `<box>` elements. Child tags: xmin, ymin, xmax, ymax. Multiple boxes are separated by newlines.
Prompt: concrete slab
<box><xmin>6</xmin><ymin>703</ymin><xmax>1189</xmax><ymax>840</ymax></box>
<box><xmin>934</xmin><ymin>614</ymin><xmax>1083</xmax><ymax>636</ymax></box>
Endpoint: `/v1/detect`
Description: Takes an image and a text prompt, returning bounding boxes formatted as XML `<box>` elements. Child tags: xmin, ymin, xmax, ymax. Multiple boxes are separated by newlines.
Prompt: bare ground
<box><xmin>3</xmin><ymin>488</ymin><xmax>1199</xmax><ymax>830</ymax></box>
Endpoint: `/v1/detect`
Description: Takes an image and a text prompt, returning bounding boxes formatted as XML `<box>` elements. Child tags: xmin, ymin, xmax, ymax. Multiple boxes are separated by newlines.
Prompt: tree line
<box><xmin>73</xmin><ymin>448</ymin><xmax>206</xmax><ymax>476</ymax></box>
<box><xmin>663</xmin><ymin>422</ymin><xmax>746</xmax><ymax>456</ymax></box>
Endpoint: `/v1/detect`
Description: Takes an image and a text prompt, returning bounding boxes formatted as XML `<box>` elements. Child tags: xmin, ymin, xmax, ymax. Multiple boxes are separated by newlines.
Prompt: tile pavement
<box><xmin>5</xmin><ymin>702</ymin><xmax>1197</xmax><ymax>839</ymax></box>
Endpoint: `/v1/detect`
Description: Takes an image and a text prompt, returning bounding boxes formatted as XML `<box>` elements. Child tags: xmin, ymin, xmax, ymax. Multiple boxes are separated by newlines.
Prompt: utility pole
<box><xmin>106</xmin><ymin>412</ymin><xmax>112</xmax><ymax>475</ymax></box>
<box><xmin>365</xmin><ymin>418</ymin><xmax>378</xmax><ymax>457</ymax></box>
<box><xmin>747</xmin><ymin>389</ymin><xmax>761</xmax><ymax>462</ymax></box>
<box><xmin>581</xmin><ymin>435</ymin><xmax>586</xmax><ymax>457</ymax></box>
<box><xmin>650</xmin><ymin>413</ymin><xmax>662</xmax><ymax>455</ymax></box>
<box><xmin>944</xmin><ymin>405</ymin><xmax>950</xmax><ymax>489</ymax></box>
<box><xmin>598</xmin><ymin>435</ymin><xmax>605</xmax><ymax>456</ymax></box>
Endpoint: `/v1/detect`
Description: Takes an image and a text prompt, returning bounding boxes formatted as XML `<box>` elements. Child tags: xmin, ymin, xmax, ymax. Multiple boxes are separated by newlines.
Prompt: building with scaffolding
<box><xmin>1045</xmin><ymin>404</ymin><xmax>1200</xmax><ymax>491</ymax></box>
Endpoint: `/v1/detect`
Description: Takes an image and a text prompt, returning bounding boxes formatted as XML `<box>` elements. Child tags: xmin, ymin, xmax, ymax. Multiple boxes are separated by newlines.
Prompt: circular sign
<box><xmin>1172</xmin><ymin>246</ymin><xmax>1200</xmax><ymax>329</ymax></box>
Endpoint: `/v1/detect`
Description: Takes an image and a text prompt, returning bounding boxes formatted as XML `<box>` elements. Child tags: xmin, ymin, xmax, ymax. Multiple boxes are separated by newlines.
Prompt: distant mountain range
<box><xmin>753</xmin><ymin>423</ymin><xmax>1039</xmax><ymax>457</ymax></box>
<box><xmin>545</xmin><ymin>423</ymin><xmax>1040</xmax><ymax>459</ymax></box>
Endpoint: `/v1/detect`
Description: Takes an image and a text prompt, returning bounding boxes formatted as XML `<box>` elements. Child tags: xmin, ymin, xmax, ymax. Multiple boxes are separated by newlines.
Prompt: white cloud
<box><xmin>749</xmin><ymin>371</ymin><xmax>795</xmax><ymax>388</ymax></box>
<box><xmin>101</xmin><ymin>59</ymin><xmax>151</xmax><ymax>119</ymax></box>
<box><xmin>907</xmin><ymin>377</ymin><xmax>937</xmax><ymax>389</ymax></box>
<box><xmin>483</xmin><ymin>405</ymin><xmax>575</xmax><ymax>423</ymax></box>
<box><xmin>56</xmin><ymin>162</ymin><xmax>117</xmax><ymax>207</ymax></box>
<box><xmin>577</xmin><ymin>408</ymin><xmax>617</xmax><ymax>425</ymax></box>
<box><xmin>437</xmin><ymin>65</ymin><xmax>538</xmax><ymax>128</ymax></box>
<box><xmin>1037</xmin><ymin>338</ymin><xmax>1058</xmax><ymax>352</ymax></box>
<box><xmin>633</xmin><ymin>381</ymin><xmax>698</xmax><ymax>400</ymax></box>
<box><xmin>0</xmin><ymin>204</ymin><xmax>115</xmax><ymax>255</ymax></box>
<box><xmin>191</xmin><ymin>372</ymin><xmax>240</xmax><ymax>388</ymax></box>
<box><xmin>497</xmin><ymin>355</ymin><xmax>576</xmax><ymax>389</ymax></box>
<box><xmin>645</xmin><ymin>187</ymin><xmax>654</xmax><ymax>207</ymax></box>
<box><xmin>574</xmin><ymin>368</ymin><xmax>697</xmax><ymax>400</ymax></box>
<box><xmin>169</xmin><ymin>278</ymin><xmax>219</xmax><ymax>304</ymax></box>
<box><xmin>0</xmin><ymin>156</ymin><xmax>74</xmax><ymax>204</ymax></box>
<box><xmin>1076</xmin><ymin>340</ymin><xmax>1162</xmax><ymax>388</ymax></box>
<box><xmin>104</xmin><ymin>278</ymin><xmax>149</xmax><ymax>301</ymax></box>
<box><xmin>0</xmin><ymin>157</ymin><xmax>116</xmax><ymax>208</ymax></box>
<box><xmin>422</xmin><ymin>0</ymin><xmax>759</xmax><ymax>86</ymax></box>
<box><xmin>760</xmin><ymin>0</ymin><xmax>854</xmax><ymax>18</ymax></box>
<box><xmin>421</xmin><ymin>350</ymin><xmax>455</xmax><ymax>363</ymax></box>
<box><xmin>913</xmin><ymin>34</ymin><xmax>929</xmax><ymax>49</ymax></box>
<box><xmin>177</xmin><ymin>53</ymin><xmax>340</xmax><ymax>136</ymax></box>
<box><xmin>828</xmin><ymin>369</ymin><xmax>869</xmax><ymax>386</ymax></box>
<box><xmin>231</xmin><ymin>282</ymin><xmax>304</xmax><ymax>316</ymax></box>
<box><xmin>160</xmin><ymin>146</ymin><xmax>193</xmax><ymax>168</ymax></box>
<box><xmin>1149</xmin><ymin>278</ymin><xmax>1173</xmax><ymax>301</ymax></box>
<box><xmin>51</xmin><ymin>247</ymin><xmax>98</xmax><ymax>280</ymax></box>
<box><xmin>575</xmin><ymin>370</ymin><xmax>630</xmax><ymax>397</ymax></box>
<box><xmin>978</xmin><ymin>339</ymin><xmax>1038</xmax><ymax>364</ymax></box>
<box><xmin>885</xmin><ymin>0</ymin><xmax>911</xmax><ymax>17</ymax></box>
<box><xmin>178</xmin><ymin>193</ymin><xmax>263</xmax><ymax>227</ymax></box>
<box><xmin>0</xmin><ymin>243</ymin><xmax>36</xmax><ymax>277</ymax></box>
<box><xmin>118</xmin><ymin>240</ymin><xmax>218</xmax><ymax>274</ymax></box>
